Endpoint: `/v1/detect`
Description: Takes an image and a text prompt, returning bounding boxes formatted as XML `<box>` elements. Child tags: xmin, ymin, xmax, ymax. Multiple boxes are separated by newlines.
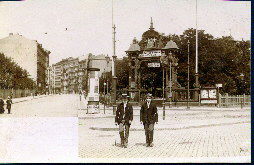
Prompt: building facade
<box><xmin>0</xmin><ymin>33</ymin><xmax>50</xmax><ymax>93</ymax></box>
<box><xmin>49</xmin><ymin>54</ymin><xmax>111</xmax><ymax>94</ymax></box>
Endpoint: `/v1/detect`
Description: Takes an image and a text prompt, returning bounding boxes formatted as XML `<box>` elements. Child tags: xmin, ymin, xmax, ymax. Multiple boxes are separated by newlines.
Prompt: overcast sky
<box><xmin>0</xmin><ymin>0</ymin><xmax>251</xmax><ymax>64</ymax></box>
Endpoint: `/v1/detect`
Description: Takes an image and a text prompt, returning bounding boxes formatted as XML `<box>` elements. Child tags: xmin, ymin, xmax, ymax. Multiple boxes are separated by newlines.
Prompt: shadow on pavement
<box><xmin>135</xmin><ymin>143</ymin><xmax>147</xmax><ymax>146</ymax></box>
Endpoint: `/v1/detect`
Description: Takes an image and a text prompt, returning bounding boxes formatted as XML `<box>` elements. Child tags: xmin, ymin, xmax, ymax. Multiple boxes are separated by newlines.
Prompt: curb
<box><xmin>6</xmin><ymin>95</ymin><xmax>51</xmax><ymax>104</ymax></box>
<box><xmin>89</xmin><ymin>120</ymin><xmax>250</xmax><ymax>132</ymax></box>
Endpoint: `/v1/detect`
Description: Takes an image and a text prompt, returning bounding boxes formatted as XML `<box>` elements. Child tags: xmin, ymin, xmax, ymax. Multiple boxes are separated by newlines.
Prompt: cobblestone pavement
<box><xmin>79</xmin><ymin>108</ymin><xmax>251</xmax><ymax>162</ymax></box>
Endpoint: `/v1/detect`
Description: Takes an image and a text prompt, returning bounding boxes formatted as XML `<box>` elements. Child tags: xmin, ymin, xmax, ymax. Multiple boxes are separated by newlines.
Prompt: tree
<box><xmin>0</xmin><ymin>53</ymin><xmax>36</xmax><ymax>89</ymax></box>
<box><xmin>115</xmin><ymin>57</ymin><xmax>129</xmax><ymax>89</ymax></box>
<box><xmin>99</xmin><ymin>71</ymin><xmax>112</xmax><ymax>93</ymax></box>
<box><xmin>175</xmin><ymin>29</ymin><xmax>250</xmax><ymax>95</ymax></box>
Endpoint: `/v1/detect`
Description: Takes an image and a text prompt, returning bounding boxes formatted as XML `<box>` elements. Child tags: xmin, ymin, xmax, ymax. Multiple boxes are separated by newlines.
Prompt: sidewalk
<box><xmin>78</xmin><ymin>96</ymin><xmax>250</xmax><ymax>112</ymax></box>
<box><xmin>78</xmin><ymin>104</ymin><xmax>250</xmax><ymax>119</ymax></box>
<box><xmin>3</xmin><ymin>94</ymin><xmax>50</xmax><ymax>104</ymax></box>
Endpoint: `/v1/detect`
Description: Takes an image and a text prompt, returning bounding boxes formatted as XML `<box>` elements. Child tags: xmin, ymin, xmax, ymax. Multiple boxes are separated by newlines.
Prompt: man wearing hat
<box><xmin>140</xmin><ymin>93</ymin><xmax>158</xmax><ymax>147</ymax></box>
<box><xmin>115</xmin><ymin>93</ymin><xmax>133</xmax><ymax>148</ymax></box>
<box><xmin>6</xmin><ymin>96</ymin><xmax>13</xmax><ymax>114</ymax></box>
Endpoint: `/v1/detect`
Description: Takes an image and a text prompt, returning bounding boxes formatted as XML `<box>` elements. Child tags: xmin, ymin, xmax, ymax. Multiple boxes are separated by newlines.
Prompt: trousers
<box><xmin>144</xmin><ymin>123</ymin><xmax>154</xmax><ymax>144</ymax></box>
<box><xmin>119</xmin><ymin>123</ymin><xmax>130</xmax><ymax>144</ymax></box>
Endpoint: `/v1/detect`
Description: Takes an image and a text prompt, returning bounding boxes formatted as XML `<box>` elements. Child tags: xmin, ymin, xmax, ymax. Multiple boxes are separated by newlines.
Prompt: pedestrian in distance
<box><xmin>140</xmin><ymin>93</ymin><xmax>158</xmax><ymax>147</ymax></box>
<box><xmin>115</xmin><ymin>93</ymin><xmax>133</xmax><ymax>148</ymax></box>
<box><xmin>0</xmin><ymin>97</ymin><xmax>4</xmax><ymax>114</ymax></box>
<box><xmin>6</xmin><ymin>96</ymin><xmax>13</xmax><ymax>114</ymax></box>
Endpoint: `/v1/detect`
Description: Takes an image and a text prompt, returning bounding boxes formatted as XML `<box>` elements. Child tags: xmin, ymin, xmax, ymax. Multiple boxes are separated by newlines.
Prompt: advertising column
<box><xmin>87</xmin><ymin>68</ymin><xmax>100</xmax><ymax>114</ymax></box>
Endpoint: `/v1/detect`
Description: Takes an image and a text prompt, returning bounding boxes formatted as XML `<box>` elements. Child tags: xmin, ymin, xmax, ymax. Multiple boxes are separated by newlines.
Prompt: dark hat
<box><xmin>146</xmin><ymin>93</ymin><xmax>153</xmax><ymax>98</ymax></box>
<box><xmin>122</xmin><ymin>93</ymin><xmax>129</xmax><ymax>98</ymax></box>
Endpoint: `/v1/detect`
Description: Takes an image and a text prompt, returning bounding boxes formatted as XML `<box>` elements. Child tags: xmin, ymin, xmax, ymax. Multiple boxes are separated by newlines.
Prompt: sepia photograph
<box><xmin>0</xmin><ymin>0</ymin><xmax>251</xmax><ymax>163</ymax></box>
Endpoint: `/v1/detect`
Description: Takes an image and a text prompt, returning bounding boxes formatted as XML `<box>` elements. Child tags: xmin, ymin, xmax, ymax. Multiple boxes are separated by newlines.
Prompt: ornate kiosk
<box><xmin>125</xmin><ymin>18</ymin><xmax>181</xmax><ymax>103</ymax></box>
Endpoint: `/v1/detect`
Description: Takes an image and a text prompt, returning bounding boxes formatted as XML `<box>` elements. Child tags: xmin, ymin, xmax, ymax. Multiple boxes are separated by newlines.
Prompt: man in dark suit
<box><xmin>0</xmin><ymin>97</ymin><xmax>4</xmax><ymax>114</ymax></box>
<box><xmin>115</xmin><ymin>93</ymin><xmax>133</xmax><ymax>148</ymax></box>
<box><xmin>6</xmin><ymin>96</ymin><xmax>13</xmax><ymax>114</ymax></box>
<box><xmin>140</xmin><ymin>93</ymin><xmax>158</xmax><ymax>147</ymax></box>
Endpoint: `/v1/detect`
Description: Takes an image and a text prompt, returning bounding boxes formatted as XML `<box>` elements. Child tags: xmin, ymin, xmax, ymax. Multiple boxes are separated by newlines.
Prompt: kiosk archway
<box><xmin>125</xmin><ymin>18</ymin><xmax>181</xmax><ymax>103</ymax></box>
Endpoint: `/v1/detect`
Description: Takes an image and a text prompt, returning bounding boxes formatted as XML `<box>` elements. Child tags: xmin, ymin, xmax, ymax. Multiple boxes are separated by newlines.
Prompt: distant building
<box><xmin>61</xmin><ymin>57</ymin><xmax>80</xmax><ymax>94</ymax></box>
<box><xmin>46</xmin><ymin>66</ymin><xmax>55</xmax><ymax>94</ymax></box>
<box><xmin>0</xmin><ymin>33</ymin><xmax>50</xmax><ymax>92</ymax></box>
<box><xmin>49</xmin><ymin>54</ymin><xmax>111</xmax><ymax>94</ymax></box>
<box><xmin>51</xmin><ymin>62</ymin><xmax>63</xmax><ymax>93</ymax></box>
<box><xmin>89</xmin><ymin>54</ymin><xmax>112</xmax><ymax>77</ymax></box>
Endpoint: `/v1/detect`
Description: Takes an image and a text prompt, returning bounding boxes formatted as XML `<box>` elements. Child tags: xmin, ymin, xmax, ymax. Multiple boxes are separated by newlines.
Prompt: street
<box><xmin>0</xmin><ymin>94</ymin><xmax>79</xmax><ymax>162</ymax></box>
<box><xmin>78</xmin><ymin>107</ymin><xmax>251</xmax><ymax>163</ymax></box>
<box><xmin>1</xmin><ymin>94</ymin><xmax>79</xmax><ymax>117</ymax></box>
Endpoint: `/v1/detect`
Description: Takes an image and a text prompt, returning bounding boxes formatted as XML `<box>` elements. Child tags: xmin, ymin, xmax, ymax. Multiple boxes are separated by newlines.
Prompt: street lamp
<box><xmin>103</xmin><ymin>82</ymin><xmax>106</xmax><ymax>114</ymax></box>
<box><xmin>105</xmin><ymin>54</ymin><xmax>110</xmax><ymax>106</ymax></box>
<box><xmin>162</xmin><ymin>65</ymin><xmax>165</xmax><ymax>120</ymax></box>
<box><xmin>187</xmin><ymin>40</ymin><xmax>190</xmax><ymax>109</ymax></box>
<box><xmin>240</xmin><ymin>73</ymin><xmax>245</xmax><ymax>108</ymax></box>
<box><xmin>240</xmin><ymin>73</ymin><xmax>245</xmax><ymax>94</ymax></box>
<box><xmin>160</xmin><ymin>53</ymin><xmax>167</xmax><ymax>120</ymax></box>
<box><xmin>112</xmin><ymin>54</ymin><xmax>117</xmax><ymax>115</ymax></box>
<box><xmin>168</xmin><ymin>52</ymin><xmax>174</xmax><ymax>108</ymax></box>
<box><xmin>112</xmin><ymin>24</ymin><xmax>117</xmax><ymax>115</ymax></box>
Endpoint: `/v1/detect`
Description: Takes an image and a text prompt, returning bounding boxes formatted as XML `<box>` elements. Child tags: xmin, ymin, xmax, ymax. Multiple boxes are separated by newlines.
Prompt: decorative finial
<box><xmin>150</xmin><ymin>17</ymin><xmax>154</xmax><ymax>30</ymax></box>
<box><xmin>133</xmin><ymin>37</ymin><xmax>138</xmax><ymax>44</ymax></box>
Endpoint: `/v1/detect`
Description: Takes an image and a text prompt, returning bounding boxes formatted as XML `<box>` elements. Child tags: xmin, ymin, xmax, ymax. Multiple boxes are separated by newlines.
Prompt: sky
<box><xmin>0</xmin><ymin>0</ymin><xmax>251</xmax><ymax>64</ymax></box>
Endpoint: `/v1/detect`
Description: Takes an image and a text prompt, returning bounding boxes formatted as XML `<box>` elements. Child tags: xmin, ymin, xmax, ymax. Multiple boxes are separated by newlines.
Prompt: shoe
<box><xmin>121</xmin><ymin>142</ymin><xmax>124</xmax><ymax>148</ymax></box>
<box><xmin>146</xmin><ymin>143</ymin><xmax>150</xmax><ymax>147</ymax></box>
<box><xmin>124</xmin><ymin>141</ymin><xmax>128</xmax><ymax>148</ymax></box>
<box><xmin>150</xmin><ymin>143</ymin><xmax>154</xmax><ymax>147</ymax></box>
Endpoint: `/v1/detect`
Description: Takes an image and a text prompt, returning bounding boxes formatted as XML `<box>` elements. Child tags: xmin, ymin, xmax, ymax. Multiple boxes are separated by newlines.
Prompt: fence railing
<box><xmin>218</xmin><ymin>93</ymin><xmax>251</xmax><ymax>108</ymax></box>
<box><xmin>0</xmin><ymin>89</ymin><xmax>35</xmax><ymax>99</ymax></box>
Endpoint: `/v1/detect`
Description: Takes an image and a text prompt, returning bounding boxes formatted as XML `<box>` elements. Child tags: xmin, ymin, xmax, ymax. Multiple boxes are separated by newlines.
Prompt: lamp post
<box><xmin>103</xmin><ymin>81</ymin><xmax>106</xmax><ymax>114</ymax></box>
<box><xmin>168</xmin><ymin>52</ymin><xmax>173</xmax><ymax>108</ymax></box>
<box><xmin>105</xmin><ymin>54</ymin><xmax>110</xmax><ymax>107</ymax></box>
<box><xmin>240</xmin><ymin>73</ymin><xmax>245</xmax><ymax>108</ymax></box>
<box><xmin>112</xmin><ymin>55</ymin><xmax>117</xmax><ymax>115</ymax></box>
<box><xmin>162</xmin><ymin>66</ymin><xmax>165</xmax><ymax>120</ymax></box>
<box><xmin>112</xmin><ymin>24</ymin><xmax>117</xmax><ymax>115</ymax></box>
<box><xmin>187</xmin><ymin>40</ymin><xmax>190</xmax><ymax>109</ymax></box>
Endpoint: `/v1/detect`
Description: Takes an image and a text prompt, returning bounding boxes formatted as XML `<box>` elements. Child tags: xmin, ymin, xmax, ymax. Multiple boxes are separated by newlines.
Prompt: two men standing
<box><xmin>115</xmin><ymin>93</ymin><xmax>158</xmax><ymax>148</ymax></box>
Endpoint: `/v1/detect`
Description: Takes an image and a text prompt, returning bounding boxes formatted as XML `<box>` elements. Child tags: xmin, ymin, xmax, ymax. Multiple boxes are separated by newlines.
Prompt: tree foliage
<box><xmin>99</xmin><ymin>71</ymin><xmax>112</xmax><ymax>93</ymax></box>
<box><xmin>0</xmin><ymin>53</ymin><xmax>36</xmax><ymax>89</ymax></box>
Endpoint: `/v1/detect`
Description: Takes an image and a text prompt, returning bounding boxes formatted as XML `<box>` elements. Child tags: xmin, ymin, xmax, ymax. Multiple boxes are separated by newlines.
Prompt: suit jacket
<box><xmin>0</xmin><ymin>99</ymin><xmax>4</xmax><ymax>107</ymax></box>
<box><xmin>140</xmin><ymin>101</ymin><xmax>158</xmax><ymax>124</ymax></box>
<box><xmin>6</xmin><ymin>99</ymin><xmax>12</xmax><ymax>109</ymax></box>
<box><xmin>0</xmin><ymin>99</ymin><xmax>4</xmax><ymax>113</ymax></box>
<box><xmin>115</xmin><ymin>102</ymin><xmax>133</xmax><ymax>125</ymax></box>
